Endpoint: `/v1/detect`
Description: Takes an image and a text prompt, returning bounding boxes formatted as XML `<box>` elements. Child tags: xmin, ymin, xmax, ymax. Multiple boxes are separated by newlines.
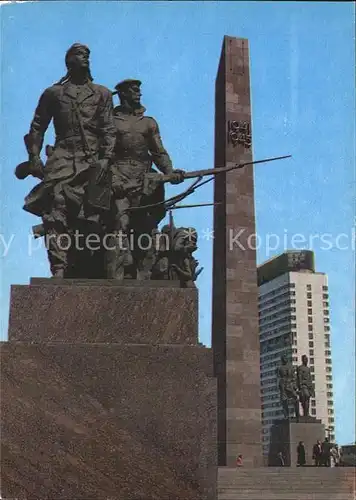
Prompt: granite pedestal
<box><xmin>1</xmin><ymin>280</ymin><xmax>217</xmax><ymax>500</ymax></box>
<box><xmin>268</xmin><ymin>417</ymin><xmax>325</xmax><ymax>467</ymax></box>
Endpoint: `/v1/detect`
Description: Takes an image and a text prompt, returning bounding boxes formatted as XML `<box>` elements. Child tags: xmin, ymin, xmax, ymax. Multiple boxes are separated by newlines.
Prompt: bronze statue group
<box><xmin>277</xmin><ymin>354</ymin><xmax>340</xmax><ymax>467</ymax></box>
<box><xmin>16</xmin><ymin>43</ymin><xmax>199</xmax><ymax>287</ymax></box>
<box><xmin>277</xmin><ymin>354</ymin><xmax>315</xmax><ymax>421</ymax></box>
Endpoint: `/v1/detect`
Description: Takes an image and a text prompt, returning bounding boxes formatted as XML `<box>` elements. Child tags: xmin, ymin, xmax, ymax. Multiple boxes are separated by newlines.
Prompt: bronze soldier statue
<box><xmin>277</xmin><ymin>354</ymin><xmax>300</xmax><ymax>420</ymax></box>
<box><xmin>297</xmin><ymin>355</ymin><xmax>315</xmax><ymax>417</ymax></box>
<box><xmin>17</xmin><ymin>43</ymin><xmax>116</xmax><ymax>278</ymax></box>
<box><xmin>107</xmin><ymin>79</ymin><xmax>184</xmax><ymax>280</ymax></box>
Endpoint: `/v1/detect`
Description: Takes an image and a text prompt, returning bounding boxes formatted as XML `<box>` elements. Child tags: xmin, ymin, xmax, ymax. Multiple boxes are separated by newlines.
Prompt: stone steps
<box><xmin>218</xmin><ymin>467</ymin><xmax>355</xmax><ymax>500</ymax></box>
<box><xmin>219</xmin><ymin>495</ymin><xmax>354</xmax><ymax>500</ymax></box>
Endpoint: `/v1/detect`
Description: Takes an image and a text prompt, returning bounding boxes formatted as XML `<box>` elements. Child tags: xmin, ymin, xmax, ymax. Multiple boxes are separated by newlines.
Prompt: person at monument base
<box><xmin>107</xmin><ymin>78</ymin><xmax>185</xmax><ymax>279</ymax></box>
<box><xmin>297</xmin><ymin>441</ymin><xmax>306</xmax><ymax>466</ymax></box>
<box><xmin>277</xmin><ymin>354</ymin><xmax>299</xmax><ymax>419</ymax></box>
<box><xmin>297</xmin><ymin>355</ymin><xmax>315</xmax><ymax>417</ymax></box>
<box><xmin>312</xmin><ymin>439</ymin><xmax>323</xmax><ymax>466</ymax></box>
<box><xmin>19</xmin><ymin>43</ymin><xmax>116</xmax><ymax>278</ymax></box>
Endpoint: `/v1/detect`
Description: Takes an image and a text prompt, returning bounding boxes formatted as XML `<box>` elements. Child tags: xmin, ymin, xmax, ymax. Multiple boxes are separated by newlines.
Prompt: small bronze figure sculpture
<box><xmin>297</xmin><ymin>355</ymin><xmax>315</xmax><ymax>417</ymax></box>
<box><xmin>17</xmin><ymin>43</ymin><xmax>116</xmax><ymax>278</ymax></box>
<box><xmin>277</xmin><ymin>354</ymin><xmax>300</xmax><ymax>420</ymax></box>
<box><xmin>151</xmin><ymin>213</ymin><xmax>202</xmax><ymax>287</ymax></box>
<box><xmin>169</xmin><ymin>226</ymin><xmax>201</xmax><ymax>288</ymax></box>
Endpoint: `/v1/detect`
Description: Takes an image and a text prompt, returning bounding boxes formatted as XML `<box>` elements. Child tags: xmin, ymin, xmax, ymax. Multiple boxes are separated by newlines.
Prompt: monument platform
<box><xmin>268</xmin><ymin>417</ymin><xmax>325</xmax><ymax>467</ymax></box>
<box><xmin>1</xmin><ymin>280</ymin><xmax>217</xmax><ymax>500</ymax></box>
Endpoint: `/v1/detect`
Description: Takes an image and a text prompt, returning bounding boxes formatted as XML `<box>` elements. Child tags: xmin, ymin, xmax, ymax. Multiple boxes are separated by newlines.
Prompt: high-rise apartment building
<box><xmin>258</xmin><ymin>250</ymin><xmax>335</xmax><ymax>457</ymax></box>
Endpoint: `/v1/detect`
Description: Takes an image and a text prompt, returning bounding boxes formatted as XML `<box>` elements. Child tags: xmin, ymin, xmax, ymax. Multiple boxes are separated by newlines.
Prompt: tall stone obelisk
<box><xmin>212</xmin><ymin>36</ymin><xmax>262</xmax><ymax>467</ymax></box>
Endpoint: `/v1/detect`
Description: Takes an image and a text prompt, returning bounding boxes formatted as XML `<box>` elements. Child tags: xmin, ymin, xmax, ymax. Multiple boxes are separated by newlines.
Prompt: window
<box><xmin>308</xmin><ymin>325</ymin><xmax>313</xmax><ymax>332</ymax></box>
<box><xmin>291</xmin><ymin>315</ymin><xmax>296</xmax><ymax>320</ymax></box>
<box><xmin>311</xmin><ymin>399</ymin><xmax>316</xmax><ymax>406</ymax></box>
<box><xmin>309</xmin><ymin>349</ymin><xmax>314</xmax><ymax>356</ymax></box>
<box><xmin>292</xmin><ymin>356</ymin><xmax>298</xmax><ymax>362</ymax></box>
<box><xmin>292</xmin><ymin>348</ymin><xmax>298</xmax><ymax>354</ymax></box>
<box><xmin>325</xmin><ymin>334</ymin><xmax>330</xmax><ymax>341</ymax></box>
<box><xmin>329</xmin><ymin>417</ymin><xmax>334</xmax><ymax>423</ymax></box>
<box><xmin>326</xmin><ymin>367</ymin><xmax>332</xmax><ymax>373</ymax></box>
<box><xmin>289</xmin><ymin>283</ymin><xmax>296</xmax><ymax>288</ymax></box>
<box><xmin>327</xmin><ymin>400</ymin><xmax>333</xmax><ymax>406</ymax></box>
<box><xmin>310</xmin><ymin>357</ymin><xmax>314</xmax><ymax>364</ymax></box>
<box><xmin>322</xmin><ymin>286</ymin><xmax>328</xmax><ymax>291</ymax></box>
<box><xmin>324</xmin><ymin>310</ymin><xmax>329</xmax><ymax>315</ymax></box>
<box><xmin>328</xmin><ymin>408</ymin><xmax>334</xmax><ymax>415</ymax></box>
<box><xmin>312</xmin><ymin>375</ymin><xmax>315</xmax><ymax>381</ymax></box>
<box><xmin>306</xmin><ymin>285</ymin><xmax>312</xmax><ymax>291</ymax></box>
<box><xmin>291</xmin><ymin>307</ymin><xmax>296</xmax><ymax>312</ymax></box>
<box><xmin>308</xmin><ymin>308</ymin><xmax>313</xmax><ymax>315</ymax></box>
<box><xmin>308</xmin><ymin>333</ymin><xmax>313</xmax><ymax>340</ymax></box>
<box><xmin>326</xmin><ymin>359</ymin><xmax>332</xmax><ymax>364</ymax></box>
<box><xmin>325</xmin><ymin>350</ymin><xmax>331</xmax><ymax>356</ymax></box>
<box><xmin>308</xmin><ymin>316</ymin><xmax>313</xmax><ymax>323</ymax></box>
<box><xmin>323</xmin><ymin>301</ymin><xmax>329</xmax><ymax>307</ymax></box>
<box><xmin>327</xmin><ymin>392</ymin><xmax>333</xmax><ymax>398</ymax></box>
<box><xmin>326</xmin><ymin>375</ymin><xmax>332</xmax><ymax>381</ymax></box>
<box><xmin>324</xmin><ymin>318</ymin><xmax>330</xmax><ymax>324</ymax></box>
<box><xmin>290</xmin><ymin>291</ymin><xmax>296</xmax><ymax>296</ymax></box>
<box><xmin>291</xmin><ymin>323</ymin><xmax>296</xmax><ymax>329</ymax></box>
<box><xmin>325</xmin><ymin>342</ymin><xmax>330</xmax><ymax>348</ymax></box>
<box><xmin>307</xmin><ymin>293</ymin><xmax>312</xmax><ymax>299</ymax></box>
<box><xmin>307</xmin><ymin>300</ymin><xmax>312</xmax><ymax>307</ymax></box>
<box><xmin>327</xmin><ymin>384</ymin><xmax>333</xmax><ymax>389</ymax></box>
<box><xmin>309</xmin><ymin>341</ymin><xmax>314</xmax><ymax>348</ymax></box>
<box><xmin>311</xmin><ymin>408</ymin><xmax>316</xmax><ymax>415</ymax></box>
<box><xmin>310</xmin><ymin>366</ymin><xmax>315</xmax><ymax>372</ymax></box>
<box><xmin>323</xmin><ymin>294</ymin><xmax>329</xmax><ymax>299</ymax></box>
<box><xmin>324</xmin><ymin>326</ymin><xmax>330</xmax><ymax>332</ymax></box>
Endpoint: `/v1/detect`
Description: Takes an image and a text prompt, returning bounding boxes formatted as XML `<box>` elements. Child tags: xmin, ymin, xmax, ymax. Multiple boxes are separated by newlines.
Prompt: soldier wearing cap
<box><xmin>20</xmin><ymin>43</ymin><xmax>116</xmax><ymax>278</ymax></box>
<box><xmin>107</xmin><ymin>78</ymin><xmax>184</xmax><ymax>279</ymax></box>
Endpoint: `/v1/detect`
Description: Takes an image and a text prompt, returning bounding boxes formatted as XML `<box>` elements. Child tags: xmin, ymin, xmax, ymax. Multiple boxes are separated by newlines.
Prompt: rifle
<box><xmin>137</xmin><ymin>154</ymin><xmax>292</xmax><ymax>212</ymax></box>
<box><xmin>145</xmin><ymin>154</ymin><xmax>291</xmax><ymax>185</ymax></box>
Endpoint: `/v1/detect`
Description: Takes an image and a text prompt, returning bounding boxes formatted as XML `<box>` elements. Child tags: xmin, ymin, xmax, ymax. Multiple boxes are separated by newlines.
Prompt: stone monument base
<box><xmin>1</xmin><ymin>281</ymin><xmax>217</xmax><ymax>500</ymax></box>
<box><xmin>268</xmin><ymin>417</ymin><xmax>325</xmax><ymax>466</ymax></box>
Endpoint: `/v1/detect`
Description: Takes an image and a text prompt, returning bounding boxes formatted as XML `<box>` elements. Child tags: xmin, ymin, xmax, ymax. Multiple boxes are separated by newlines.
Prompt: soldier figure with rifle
<box><xmin>108</xmin><ymin>79</ymin><xmax>184</xmax><ymax>279</ymax></box>
<box><xmin>16</xmin><ymin>43</ymin><xmax>116</xmax><ymax>278</ymax></box>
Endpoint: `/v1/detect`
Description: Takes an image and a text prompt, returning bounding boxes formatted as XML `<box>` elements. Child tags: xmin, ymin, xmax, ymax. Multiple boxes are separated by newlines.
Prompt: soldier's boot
<box><xmin>282</xmin><ymin>400</ymin><xmax>289</xmax><ymax>419</ymax></box>
<box><xmin>43</xmin><ymin>193</ymin><xmax>69</xmax><ymax>278</ymax></box>
<box><xmin>44</xmin><ymin>228</ymin><xmax>70</xmax><ymax>278</ymax></box>
<box><xmin>51</xmin><ymin>266</ymin><xmax>65</xmax><ymax>278</ymax></box>
<box><xmin>105</xmin><ymin>232</ymin><xmax>132</xmax><ymax>279</ymax></box>
<box><xmin>294</xmin><ymin>398</ymin><xmax>300</xmax><ymax>421</ymax></box>
<box><xmin>136</xmin><ymin>228</ymin><xmax>158</xmax><ymax>280</ymax></box>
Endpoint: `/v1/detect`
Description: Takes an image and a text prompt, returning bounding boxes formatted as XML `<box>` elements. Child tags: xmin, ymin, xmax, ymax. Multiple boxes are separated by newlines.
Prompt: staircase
<box><xmin>218</xmin><ymin>467</ymin><xmax>355</xmax><ymax>500</ymax></box>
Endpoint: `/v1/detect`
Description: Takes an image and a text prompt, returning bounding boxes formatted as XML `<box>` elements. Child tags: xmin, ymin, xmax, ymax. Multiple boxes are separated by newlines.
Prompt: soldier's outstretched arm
<box><xmin>27</xmin><ymin>88</ymin><xmax>55</xmax><ymax>157</ymax></box>
<box><xmin>147</xmin><ymin>118</ymin><xmax>173</xmax><ymax>174</ymax></box>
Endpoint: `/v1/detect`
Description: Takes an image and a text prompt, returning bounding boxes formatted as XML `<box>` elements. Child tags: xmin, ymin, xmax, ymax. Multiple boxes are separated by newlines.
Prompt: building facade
<box><xmin>258</xmin><ymin>250</ymin><xmax>335</xmax><ymax>457</ymax></box>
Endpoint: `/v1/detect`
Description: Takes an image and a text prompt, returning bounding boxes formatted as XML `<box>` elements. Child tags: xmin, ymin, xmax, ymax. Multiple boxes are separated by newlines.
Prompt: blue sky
<box><xmin>0</xmin><ymin>2</ymin><xmax>354</xmax><ymax>445</ymax></box>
